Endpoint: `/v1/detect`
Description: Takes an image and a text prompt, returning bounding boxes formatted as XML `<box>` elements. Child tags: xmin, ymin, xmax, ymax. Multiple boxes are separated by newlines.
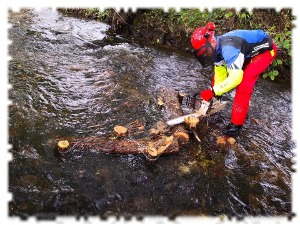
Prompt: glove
<box><xmin>215</xmin><ymin>95</ymin><xmax>222</xmax><ymax>101</ymax></box>
<box><xmin>201</xmin><ymin>88</ymin><xmax>215</xmax><ymax>101</ymax></box>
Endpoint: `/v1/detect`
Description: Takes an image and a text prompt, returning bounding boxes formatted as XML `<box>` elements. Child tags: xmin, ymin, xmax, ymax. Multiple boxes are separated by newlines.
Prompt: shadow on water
<box><xmin>8</xmin><ymin>8</ymin><xmax>295</xmax><ymax>220</ymax></box>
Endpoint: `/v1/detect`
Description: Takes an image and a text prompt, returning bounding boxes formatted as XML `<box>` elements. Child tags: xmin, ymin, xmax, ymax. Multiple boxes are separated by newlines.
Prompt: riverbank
<box><xmin>58</xmin><ymin>8</ymin><xmax>192</xmax><ymax>51</ymax></box>
<box><xmin>58</xmin><ymin>8</ymin><xmax>293</xmax><ymax>80</ymax></box>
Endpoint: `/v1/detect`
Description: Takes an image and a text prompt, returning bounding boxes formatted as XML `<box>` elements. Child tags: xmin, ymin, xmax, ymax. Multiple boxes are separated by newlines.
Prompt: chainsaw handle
<box><xmin>185</xmin><ymin>92</ymin><xmax>202</xmax><ymax>108</ymax></box>
<box><xmin>206</xmin><ymin>98</ymin><xmax>214</xmax><ymax>115</ymax></box>
<box><xmin>192</xmin><ymin>92</ymin><xmax>201</xmax><ymax>99</ymax></box>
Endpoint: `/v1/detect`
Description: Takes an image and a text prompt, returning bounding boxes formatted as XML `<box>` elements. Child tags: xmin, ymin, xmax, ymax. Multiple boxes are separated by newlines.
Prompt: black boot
<box><xmin>222</xmin><ymin>122</ymin><xmax>243</xmax><ymax>135</ymax></box>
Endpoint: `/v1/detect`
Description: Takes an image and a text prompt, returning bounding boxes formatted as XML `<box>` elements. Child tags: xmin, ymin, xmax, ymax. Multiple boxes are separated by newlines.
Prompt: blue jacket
<box><xmin>212</xmin><ymin>30</ymin><xmax>273</xmax><ymax>96</ymax></box>
<box><xmin>214</xmin><ymin>30</ymin><xmax>271</xmax><ymax>69</ymax></box>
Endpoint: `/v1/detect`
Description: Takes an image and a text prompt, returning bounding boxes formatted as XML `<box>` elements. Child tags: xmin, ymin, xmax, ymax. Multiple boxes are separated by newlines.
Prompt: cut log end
<box><xmin>184</xmin><ymin>116</ymin><xmax>200</xmax><ymax>130</ymax></box>
<box><xmin>114</xmin><ymin>126</ymin><xmax>128</xmax><ymax>137</ymax></box>
<box><xmin>149</xmin><ymin>128</ymin><xmax>160</xmax><ymax>137</ymax></box>
<box><xmin>178</xmin><ymin>92</ymin><xmax>187</xmax><ymax>104</ymax></box>
<box><xmin>157</xmin><ymin>97</ymin><xmax>164</xmax><ymax>109</ymax></box>
<box><xmin>174</xmin><ymin>131</ymin><xmax>190</xmax><ymax>143</ymax></box>
<box><xmin>58</xmin><ymin>140</ymin><xmax>69</xmax><ymax>152</ymax></box>
<box><xmin>146</xmin><ymin>135</ymin><xmax>175</xmax><ymax>158</ymax></box>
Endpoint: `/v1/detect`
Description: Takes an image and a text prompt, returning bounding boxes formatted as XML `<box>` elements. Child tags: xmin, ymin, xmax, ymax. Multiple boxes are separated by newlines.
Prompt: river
<box><xmin>8</xmin><ymin>8</ymin><xmax>295</xmax><ymax>220</ymax></box>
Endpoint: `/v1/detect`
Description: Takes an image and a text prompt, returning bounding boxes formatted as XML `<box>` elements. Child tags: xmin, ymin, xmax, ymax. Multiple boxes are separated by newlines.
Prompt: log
<box><xmin>147</xmin><ymin>135</ymin><xmax>174</xmax><ymax>157</ymax></box>
<box><xmin>59</xmin><ymin>136</ymin><xmax>179</xmax><ymax>155</ymax></box>
<box><xmin>174</xmin><ymin>131</ymin><xmax>190</xmax><ymax>141</ymax></box>
<box><xmin>178</xmin><ymin>92</ymin><xmax>187</xmax><ymax>104</ymax></box>
<box><xmin>160</xmin><ymin>87</ymin><xmax>190</xmax><ymax>143</ymax></box>
<box><xmin>157</xmin><ymin>97</ymin><xmax>164</xmax><ymax>109</ymax></box>
<box><xmin>114</xmin><ymin>126</ymin><xmax>128</xmax><ymax>137</ymax></box>
<box><xmin>184</xmin><ymin>116</ymin><xmax>200</xmax><ymax>130</ymax></box>
<box><xmin>56</xmin><ymin>87</ymin><xmax>187</xmax><ymax>158</ymax></box>
<box><xmin>58</xmin><ymin>140</ymin><xmax>69</xmax><ymax>152</ymax></box>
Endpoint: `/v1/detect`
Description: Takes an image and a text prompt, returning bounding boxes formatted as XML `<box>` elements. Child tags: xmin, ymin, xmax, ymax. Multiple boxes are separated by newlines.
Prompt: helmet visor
<box><xmin>192</xmin><ymin>43</ymin><xmax>214</xmax><ymax>67</ymax></box>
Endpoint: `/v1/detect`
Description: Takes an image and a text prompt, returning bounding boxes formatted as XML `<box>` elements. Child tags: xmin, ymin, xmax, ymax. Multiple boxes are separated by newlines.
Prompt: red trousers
<box><xmin>231</xmin><ymin>42</ymin><xmax>277</xmax><ymax>125</ymax></box>
<box><xmin>213</xmin><ymin>42</ymin><xmax>277</xmax><ymax>125</ymax></box>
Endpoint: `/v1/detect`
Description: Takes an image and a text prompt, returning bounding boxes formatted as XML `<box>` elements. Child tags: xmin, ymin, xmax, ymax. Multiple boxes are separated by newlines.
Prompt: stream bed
<box><xmin>8</xmin><ymin>8</ymin><xmax>295</xmax><ymax>220</ymax></box>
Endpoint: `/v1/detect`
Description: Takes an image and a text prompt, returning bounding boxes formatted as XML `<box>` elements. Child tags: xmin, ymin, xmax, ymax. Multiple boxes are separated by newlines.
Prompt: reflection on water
<box><xmin>8</xmin><ymin>8</ymin><xmax>294</xmax><ymax>219</ymax></box>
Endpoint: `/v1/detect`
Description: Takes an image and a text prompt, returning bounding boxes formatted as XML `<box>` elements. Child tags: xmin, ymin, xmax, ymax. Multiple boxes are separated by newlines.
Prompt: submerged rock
<box><xmin>178</xmin><ymin>165</ymin><xmax>190</xmax><ymax>174</ymax></box>
<box><xmin>18</xmin><ymin>175</ymin><xmax>40</xmax><ymax>187</ymax></box>
<box><xmin>68</xmin><ymin>65</ymin><xmax>82</xmax><ymax>71</ymax></box>
<box><xmin>217</xmin><ymin>136</ymin><xmax>236</xmax><ymax>147</ymax></box>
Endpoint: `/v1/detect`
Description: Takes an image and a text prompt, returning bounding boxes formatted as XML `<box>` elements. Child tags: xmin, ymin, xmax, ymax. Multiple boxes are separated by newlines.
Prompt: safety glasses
<box><xmin>192</xmin><ymin>35</ymin><xmax>215</xmax><ymax>67</ymax></box>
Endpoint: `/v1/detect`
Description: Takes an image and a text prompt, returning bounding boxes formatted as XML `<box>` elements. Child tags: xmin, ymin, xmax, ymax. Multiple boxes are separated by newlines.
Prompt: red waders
<box><xmin>232</xmin><ymin>42</ymin><xmax>278</xmax><ymax>125</ymax></box>
<box><xmin>212</xmin><ymin>41</ymin><xmax>278</xmax><ymax>125</ymax></box>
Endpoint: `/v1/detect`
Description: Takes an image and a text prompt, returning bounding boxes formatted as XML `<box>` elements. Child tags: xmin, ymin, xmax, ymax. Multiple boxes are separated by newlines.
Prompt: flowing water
<box><xmin>8</xmin><ymin>8</ymin><xmax>295</xmax><ymax>220</ymax></box>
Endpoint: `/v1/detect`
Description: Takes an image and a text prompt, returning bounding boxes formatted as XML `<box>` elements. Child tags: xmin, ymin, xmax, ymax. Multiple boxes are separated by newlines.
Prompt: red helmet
<box><xmin>206</xmin><ymin>22</ymin><xmax>216</xmax><ymax>32</ymax></box>
<box><xmin>191</xmin><ymin>22</ymin><xmax>215</xmax><ymax>56</ymax></box>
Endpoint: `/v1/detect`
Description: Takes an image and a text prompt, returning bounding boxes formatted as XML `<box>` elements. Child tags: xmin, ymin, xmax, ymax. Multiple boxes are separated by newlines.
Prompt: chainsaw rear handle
<box><xmin>185</xmin><ymin>92</ymin><xmax>201</xmax><ymax>108</ymax></box>
<box><xmin>186</xmin><ymin>92</ymin><xmax>222</xmax><ymax>108</ymax></box>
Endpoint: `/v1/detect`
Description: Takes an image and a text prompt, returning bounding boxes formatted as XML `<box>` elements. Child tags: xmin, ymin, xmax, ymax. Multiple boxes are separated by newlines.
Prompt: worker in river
<box><xmin>191</xmin><ymin>22</ymin><xmax>277</xmax><ymax>134</ymax></box>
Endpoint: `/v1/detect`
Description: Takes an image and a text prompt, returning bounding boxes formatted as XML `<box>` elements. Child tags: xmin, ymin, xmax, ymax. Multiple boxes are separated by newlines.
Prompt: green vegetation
<box><xmin>45</xmin><ymin>0</ymin><xmax>109</xmax><ymax>20</ymax></box>
<box><xmin>263</xmin><ymin>29</ymin><xmax>300</xmax><ymax>80</ymax></box>
<box><xmin>61</xmin><ymin>8</ymin><xmax>294</xmax><ymax>80</ymax></box>
<box><xmin>138</xmin><ymin>8</ymin><xmax>226</xmax><ymax>37</ymax></box>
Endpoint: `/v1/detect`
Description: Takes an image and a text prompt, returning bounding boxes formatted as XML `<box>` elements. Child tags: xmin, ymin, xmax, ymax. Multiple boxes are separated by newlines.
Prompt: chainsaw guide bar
<box><xmin>166</xmin><ymin>99</ymin><xmax>227</xmax><ymax>126</ymax></box>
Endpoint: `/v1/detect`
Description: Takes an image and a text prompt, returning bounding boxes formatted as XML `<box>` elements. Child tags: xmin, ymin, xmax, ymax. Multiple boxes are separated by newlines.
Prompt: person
<box><xmin>191</xmin><ymin>22</ymin><xmax>277</xmax><ymax>135</ymax></box>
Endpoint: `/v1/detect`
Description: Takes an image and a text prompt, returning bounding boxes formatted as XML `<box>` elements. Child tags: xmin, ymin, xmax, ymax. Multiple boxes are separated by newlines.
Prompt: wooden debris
<box><xmin>147</xmin><ymin>142</ymin><xmax>158</xmax><ymax>157</ymax></box>
<box><xmin>124</xmin><ymin>120</ymin><xmax>145</xmax><ymax>136</ymax></box>
<box><xmin>227</xmin><ymin>137</ymin><xmax>236</xmax><ymax>145</ymax></box>
<box><xmin>114</xmin><ymin>126</ymin><xmax>128</xmax><ymax>137</ymax></box>
<box><xmin>149</xmin><ymin>120</ymin><xmax>170</xmax><ymax>137</ymax></box>
<box><xmin>183</xmin><ymin>116</ymin><xmax>201</xmax><ymax>142</ymax></box>
<box><xmin>217</xmin><ymin>136</ymin><xmax>227</xmax><ymax>145</ymax></box>
<box><xmin>146</xmin><ymin>135</ymin><xmax>174</xmax><ymax>158</ymax></box>
<box><xmin>157</xmin><ymin>97</ymin><xmax>164</xmax><ymax>109</ymax></box>
<box><xmin>184</xmin><ymin>116</ymin><xmax>200</xmax><ymax>130</ymax></box>
<box><xmin>149</xmin><ymin>128</ymin><xmax>160</xmax><ymax>137</ymax></box>
<box><xmin>173</xmin><ymin>131</ymin><xmax>190</xmax><ymax>143</ymax></box>
<box><xmin>58</xmin><ymin>140</ymin><xmax>69</xmax><ymax>152</ymax></box>
<box><xmin>58</xmin><ymin>136</ymin><xmax>179</xmax><ymax>155</ymax></box>
<box><xmin>192</xmin><ymin>131</ymin><xmax>201</xmax><ymax>142</ymax></box>
<box><xmin>56</xmin><ymin>87</ymin><xmax>192</xmax><ymax>160</ymax></box>
<box><xmin>178</xmin><ymin>92</ymin><xmax>187</xmax><ymax>104</ymax></box>
<box><xmin>217</xmin><ymin>136</ymin><xmax>236</xmax><ymax>147</ymax></box>
<box><xmin>160</xmin><ymin>87</ymin><xmax>190</xmax><ymax>143</ymax></box>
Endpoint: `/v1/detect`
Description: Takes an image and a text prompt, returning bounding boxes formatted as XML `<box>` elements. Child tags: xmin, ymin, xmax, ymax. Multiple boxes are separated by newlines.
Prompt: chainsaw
<box><xmin>166</xmin><ymin>93</ymin><xmax>227</xmax><ymax>126</ymax></box>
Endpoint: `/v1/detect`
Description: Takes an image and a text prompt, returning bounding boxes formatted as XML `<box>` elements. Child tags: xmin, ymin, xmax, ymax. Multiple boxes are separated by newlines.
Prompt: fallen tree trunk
<box><xmin>159</xmin><ymin>87</ymin><xmax>189</xmax><ymax>143</ymax></box>
<box><xmin>60</xmin><ymin>136</ymin><xmax>179</xmax><ymax>155</ymax></box>
<box><xmin>57</xmin><ymin>87</ymin><xmax>188</xmax><ymax>157</ymax></box>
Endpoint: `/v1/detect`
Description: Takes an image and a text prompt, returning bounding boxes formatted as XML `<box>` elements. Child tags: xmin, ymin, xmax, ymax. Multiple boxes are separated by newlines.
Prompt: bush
<box><xmin>143</xmin><ymin>0</ymin><xmax>221</xmax><ymax>35</ymax></box>
<box><xmin>262</xmin><ymin>29</ymin><xmax>292</xmax><ymax>80</ymax></box>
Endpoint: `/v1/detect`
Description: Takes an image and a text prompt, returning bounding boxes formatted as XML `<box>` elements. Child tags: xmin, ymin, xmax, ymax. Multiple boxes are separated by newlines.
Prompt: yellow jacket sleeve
<box><xmin>213</xmin><ymin>65</ymin><xmax>228</xmax><ymax>87</ymax></box>
<box><xmin>213</xmin><ymin>69</ymin><xmax>244</xmax><ymax>96</ymax></box>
